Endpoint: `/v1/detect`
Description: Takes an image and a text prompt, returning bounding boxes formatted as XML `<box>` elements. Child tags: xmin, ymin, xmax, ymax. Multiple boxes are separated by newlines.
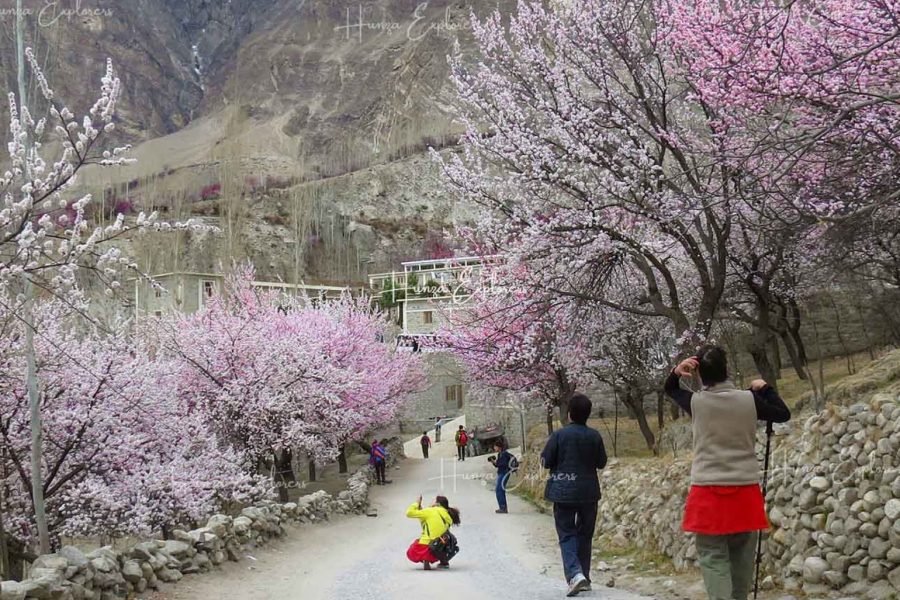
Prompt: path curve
<box><xmin>149</xmin><ymin>457</ymin><xmax>651</xmax><ymax>600</ymax></box>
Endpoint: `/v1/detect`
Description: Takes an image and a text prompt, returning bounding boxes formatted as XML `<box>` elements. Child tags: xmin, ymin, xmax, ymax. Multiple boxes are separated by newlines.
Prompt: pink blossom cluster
<box><xmin>0</xmin><ymin>300</ymin><xmax>267</xmax><ymax>543</ymax></box>
<box><xmin>152</xmin><ymin>267</ymin><xmax>425</xmax><ymax>470</ymax></box>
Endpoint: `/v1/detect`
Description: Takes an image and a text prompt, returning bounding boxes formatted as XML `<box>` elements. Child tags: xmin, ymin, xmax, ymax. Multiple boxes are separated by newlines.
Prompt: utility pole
<box><xmin>17</xmin><ymin>0</ymin><xmax>51</xmax><ymax>554</ymax></box>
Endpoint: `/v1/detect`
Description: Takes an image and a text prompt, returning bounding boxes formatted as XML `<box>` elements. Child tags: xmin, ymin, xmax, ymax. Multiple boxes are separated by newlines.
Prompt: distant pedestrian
<box><xmin>406</xmin><ymin>495</ymin><xmax>461</xmax><ymax>570</ymax></box>
<box><xmin>420</xmin><ymin>432</ymin><xmax>432</xmax><ymax>459</ymax></box>
<box><xmin>455</xmin><ymin>425</ymin><xmax>469</xmax><ymax>461</ymax></box>
<box><xmin>488</xmin><ymin>441</ymin><xmax>515</xmax><ymax>514</ymax></box>
<box><xmin>665</xmin><ymin>345</ymin><xmax>791</xmax><ymax>600</ymax></box>
<box><xmin>370</xmin><ymin>439</ymin><xmax>390</xmax><ymax>485</ymax></box>
<box><xmin>541</xmin><ymin>393</ymin><xmax>607</xmax><ymax>597</ymax></box>
<box><xmin>434</xmin><ymin>417</ymin><xmax>442</xmax><ymax>443</ymax></box>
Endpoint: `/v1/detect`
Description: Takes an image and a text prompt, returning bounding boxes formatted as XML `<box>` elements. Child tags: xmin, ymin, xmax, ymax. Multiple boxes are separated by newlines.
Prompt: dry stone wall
<box><xmin>0</xmin><ymin>444</ymin><xmax>401</xmax><ymax>600</ymax></box>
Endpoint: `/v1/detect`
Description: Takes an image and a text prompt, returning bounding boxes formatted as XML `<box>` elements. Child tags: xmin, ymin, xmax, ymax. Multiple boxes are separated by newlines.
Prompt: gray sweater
<box><xmin>664</xmin><ymin>374</ymin><xmax>791</xmax><ymax>486</ymax></box>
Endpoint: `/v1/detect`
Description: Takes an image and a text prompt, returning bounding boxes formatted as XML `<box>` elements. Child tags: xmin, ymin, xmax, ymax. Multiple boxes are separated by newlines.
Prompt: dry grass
<box><xmin>821</xmin><ymin>348</ymin><xmax>900</xmax><ymax>405</ymax></box>
<box><xmin>769</xmin><ymin>350</ymin><xmax>880</xmax><ymax>407</ymax></box>
<box><xmin>519</xmin><ymin>350</ymin><xmax>896</xmax><ymax>461</ymax></box>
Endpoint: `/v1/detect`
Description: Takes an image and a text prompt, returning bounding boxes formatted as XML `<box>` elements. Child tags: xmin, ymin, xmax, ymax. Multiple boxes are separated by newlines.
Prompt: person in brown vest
<box><xmin>665</xmin><ymin>345</ymin><xmax>790</xmax><ymax>600</ymax></box>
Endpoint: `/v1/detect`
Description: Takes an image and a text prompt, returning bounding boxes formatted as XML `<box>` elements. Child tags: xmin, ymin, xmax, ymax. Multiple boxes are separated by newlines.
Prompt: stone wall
<box><xmin>0</xmin><ymin>449</ymin><xmax>398</xmax><ymax>600</ymax></box>
<box><xmin>595</xmin><ymin>394</ymin><xmax>900</xmax><ymax>600</ymax></box>
<box><xmin>397</xmin><ymin>352</ymin><xmax>467</xmax><ymax>433</ymax></box>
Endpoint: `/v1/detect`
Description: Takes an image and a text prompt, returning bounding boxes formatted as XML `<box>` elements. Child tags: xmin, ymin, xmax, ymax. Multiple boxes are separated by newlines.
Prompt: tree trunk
<box><xmin>612</xmin><ymin>387</ymin><xmax>619</xmax><ymax>457</ymax></box>
<box><xmin>656</xmin><ymin>391</ymin><xmax>665</xmax><ymax>431</ymax></box>
<box><xmin>828</xmin><ymin>294</ymin><xmax>855</xmax><ymax>375</ymax></box>
<box><xmin>778</xmin><ymin>330</ymin><xmax>808</xmax><ymax>380</ymax></box>
<box><xmin>307</xmin><ymin>459</ymin><xmax>316</xmax><ymax>483</ymax></box>
<box><xmin>786</xmin><ymin>298</ymin><xmax>810</xmax><ymax>367</ymax></box>
<box><xmin>338</xmin><ymin>445</ymin><xmax>348</xmax><ymax>474</ymax></box>
<box><xmin>749</xmin><ymin>329</ymin><xmax>779</xmax><ymax>391</ymax></box>
<box><xmin>811</xmin><ymin>316</ymin><xmax>827</xmax><ymax>411</ymax></box>
<box><xmin>546</xmin><ymin>407</ymin><xmax>554</xmax><ymax>435</ymax></box>
<box><xmin>274</xmin><ymin>449</ymin><xmax>295</xmax><ymax>502</ymax></box>
<box><xmin>851</xmin><ymin>298</ymin><xmax>876</xmax><ymax>360</ymax></box>
<box><xmin>0</xmin><ymin>450</ymin><xmax>9</xmax><ymax>580</ymax></box>
<box><xmin>556</xmin><ymin>370</ymin><xmax>574</xmax><ymax>426</ymax></box>
<box><xmin>621</xmin><ymin>386</ymin><xmax>656</xmax><ymax>454</ymax></box>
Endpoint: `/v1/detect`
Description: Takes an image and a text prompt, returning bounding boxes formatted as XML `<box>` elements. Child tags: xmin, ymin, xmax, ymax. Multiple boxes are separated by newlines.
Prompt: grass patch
<box><xmin>595</xmin><ymin>542</ymin><xmax>680</xmax><ymax>576</ymax></box>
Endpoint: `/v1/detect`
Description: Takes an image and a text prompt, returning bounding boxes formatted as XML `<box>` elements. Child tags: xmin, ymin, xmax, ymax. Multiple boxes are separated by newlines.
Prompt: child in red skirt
<box><xmin>406</xmin><ymin>495</ymin><xmax>461</xmax><ymax>570</ymax></box>
<box><xmin>665</xmin><ymin>345</ymin><xmax>790</xmax><ymax>600</ymax></box>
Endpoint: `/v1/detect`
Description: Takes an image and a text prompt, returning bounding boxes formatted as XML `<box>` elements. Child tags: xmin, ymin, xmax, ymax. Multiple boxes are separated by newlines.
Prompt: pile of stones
<box><xmin>1</xmin><ymin>465</ymin><xmax>375</xmax><ymax>600</ymax></box>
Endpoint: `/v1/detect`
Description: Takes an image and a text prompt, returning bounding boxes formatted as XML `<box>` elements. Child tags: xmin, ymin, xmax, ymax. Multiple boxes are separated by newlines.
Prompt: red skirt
<box><xmin>682</xmin><ymin>485</ymin><xmax>769</xmax><ymax>535</ymax></box>
<box><xmin>406</xmin><ymin>540</ymin><xmax>438</xmax><ymax>564</ymax></box>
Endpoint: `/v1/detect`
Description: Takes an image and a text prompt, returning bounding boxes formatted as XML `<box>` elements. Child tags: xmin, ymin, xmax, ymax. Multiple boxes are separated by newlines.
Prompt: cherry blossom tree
<box><xmin>439</xmin><ymin>264</ymin><xmax>591</xmax><ymax>431</ymax></box>
<box><xmin>439</xmin><ymin>0</ymin><xmax>733</xmax><ymax>345</ymax></box>
<box><xmin>153</xmin><ymin>269</ymin><xmax>424</xmax><ymax>499</ymax></box>
<box><xmin>0</xmin><ymin>300</ymin><xmax>266</xmax><ymax>546</ymax></box>
<box><xmin>663</xmin><ymin>0</ymin><xmax>900</xmax><ymax>221</ymax></box>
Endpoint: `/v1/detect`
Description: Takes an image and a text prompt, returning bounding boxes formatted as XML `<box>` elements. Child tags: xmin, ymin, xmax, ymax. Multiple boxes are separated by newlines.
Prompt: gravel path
<box><xmin>150</xmin><ymin>457</ymin><xmax>652</xmax><ymax>600</ymax></box>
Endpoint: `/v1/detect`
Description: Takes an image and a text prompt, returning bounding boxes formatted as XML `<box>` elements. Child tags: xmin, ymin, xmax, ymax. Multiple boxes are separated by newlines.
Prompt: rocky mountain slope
<box><xmin>1</xmin><ymin>0</ymin><xmax>507</xmax><ymax>280</ymax></box>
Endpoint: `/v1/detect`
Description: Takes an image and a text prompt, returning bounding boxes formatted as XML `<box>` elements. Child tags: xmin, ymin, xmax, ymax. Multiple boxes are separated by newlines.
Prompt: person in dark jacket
<box><xmin>488</xmin><ymin>441</ymin><xmax>514</xmax><ymax>514</ymax></box>
<box><xmin>541</xmin><ymin>393</ymin><xmax>607</xmax><ymax>597</ymax></box>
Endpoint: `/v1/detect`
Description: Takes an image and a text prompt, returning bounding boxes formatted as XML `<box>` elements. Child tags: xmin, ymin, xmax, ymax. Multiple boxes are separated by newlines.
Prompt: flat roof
<box><xmin>400</xmin><ymin>256</ymin><xmax>488</xmax><ymax>268</ymax></box>
<box><xmin>131</xmin><ymin>272</ymin><xmax>354</xmax><ymax>291</ymax></box>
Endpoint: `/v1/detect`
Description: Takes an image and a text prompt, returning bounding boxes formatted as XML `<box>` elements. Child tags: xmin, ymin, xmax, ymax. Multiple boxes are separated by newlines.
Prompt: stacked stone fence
<box><xmin>0</xmin><ymin>440</ymin><xmax>403</xmax><ymax>600</ymax></box>
<box><xmin>596</xmin><ymin>394</ymin><xmax>900</xmax><ymax>599</ymax></box>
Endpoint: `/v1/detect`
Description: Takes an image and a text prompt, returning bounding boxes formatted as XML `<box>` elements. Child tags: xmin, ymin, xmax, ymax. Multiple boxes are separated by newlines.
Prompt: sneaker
<box><xmin>567</xmin><ymin>573</ymin><xmax>589</xmax><ymax>597</ymax></box>
<box><xmin>438</xmin><ymin>562</ymin><xmax>450</xmax><ymax>569</ymax></box>
<box><xmin>583</xmin><ymin>581</ymin><xmax>592</xmax><ymax>591</ymax></box>
<box><xmin>495</xmin><ymin>508</ymin><xmax>508</xmax><ymax>514</ymax></box>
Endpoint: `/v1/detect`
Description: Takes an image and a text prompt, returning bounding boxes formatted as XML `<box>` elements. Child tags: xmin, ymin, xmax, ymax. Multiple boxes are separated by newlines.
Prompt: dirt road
<box><xmin>151</xmin><ymin>457</ymin><xmax>651</xmax><ymax>600</ymax></box>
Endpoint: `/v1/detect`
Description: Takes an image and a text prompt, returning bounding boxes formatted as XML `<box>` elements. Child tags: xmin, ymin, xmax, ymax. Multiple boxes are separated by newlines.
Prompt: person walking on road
<box><xmin>434</xmin><ymin>417</ymin><xmax>442</xmax><ymax>443</ymax></box>
<box><xmin>420</xmin><ymin>432</ymin><xmax>432</xmax><ymax>459</ymax></box>
<box><xmin>488</xmin><ymin>441</ymin><xmax>515</xmax><ymax>514</ymax></box>
<box><xmin>405</xmin><ymin>495</ymin><xmax>461</xmax><ymax>570</ymax></box>
<box><xmin>665</xmin><ymin>345</ymin><xmax>791</xmax><ymax>600</ymax></box>
<box><xmin>455</xmin><ymin>425</ymin><xmax>469</xmax><ymax>461</ymax></box>
<box><xmin>370</xmin><ymin>439</ymin><xmax>390</xmax><ymax>485</ymax></box>
<box><xmin>540</xmin><ymin>393</ymin><xmax>607</xmax><ymax>597</ymax></box>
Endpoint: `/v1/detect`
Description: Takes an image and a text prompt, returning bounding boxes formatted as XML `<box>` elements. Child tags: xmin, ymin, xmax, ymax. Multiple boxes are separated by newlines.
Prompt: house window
<box><xmin>445</xmin><ymin>384</ymin><xmax>464</xmax><ymax>409</ymax></box>
<box><xmin>153</xmin><ymin>310</ymin><xmax>162</xmax><ymax>317</ymax></box>
<box><xmin>423</xmin><ymin>311</ymin><xmax>433</xmax><ymax>325</ymax></box>
<box><xmin>200</xmin><ymin>279</ymin><xmax>216</xmax><ymax>307</ymax></box>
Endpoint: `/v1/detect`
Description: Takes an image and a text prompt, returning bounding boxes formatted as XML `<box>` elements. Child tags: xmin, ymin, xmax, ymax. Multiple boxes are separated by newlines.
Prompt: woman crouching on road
<box><xmin>405</xmin><ymin>495</ymin><xmax>461</xmax><ymax>570</ymax></box>
<box><xmin>665</xmin><ymin>345</ymin><xmax>791</xmax><ymax>600</ymax></box>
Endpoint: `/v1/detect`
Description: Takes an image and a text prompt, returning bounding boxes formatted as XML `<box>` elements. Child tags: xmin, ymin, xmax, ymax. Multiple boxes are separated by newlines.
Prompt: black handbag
<box><xmin>428</xmin><ymin>530</ymin><xmax>459</xmax><ymax>562</ymax></box>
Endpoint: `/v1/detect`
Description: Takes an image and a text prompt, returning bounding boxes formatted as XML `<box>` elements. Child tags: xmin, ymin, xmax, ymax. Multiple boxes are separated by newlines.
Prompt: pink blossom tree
<box><xmin>154</xmin><ymin>269</ymin><xmax>424</xmax><ymax>499</ymax></box>
<box><xmin>439</xmin><ymin>0</ymin><xmax>733</xmax><ymax>345</ymax></box>
<box><xmin>1</xmin><ymin>42</ymin><xmax>202</xmax><ymax>553</ymax></box>
<box><xmin>439</xmin><ymin>264</ymin><xmax>591</xmax><ymax>432</ymax></box>
<box><xmin>662</xmin><ymin>0</ymin><xmax>900</xmax><ymax>221</ymax></box>
<box><xmin>0</xmin><ymin>300</ymin><xmax>267</xmax><ymax>546</ymax></box>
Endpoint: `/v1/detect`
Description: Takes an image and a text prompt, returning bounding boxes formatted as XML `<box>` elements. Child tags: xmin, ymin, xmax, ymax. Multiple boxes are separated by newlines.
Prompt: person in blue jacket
<box><xmin>541</xmin><ymin>393</ymin><xmax>608</xmax><ymax>597</ymax></box>
<box><xmin>488</xmin><ymin>440</ymin><xmax>514</xmax><ymax>514</ymax></box>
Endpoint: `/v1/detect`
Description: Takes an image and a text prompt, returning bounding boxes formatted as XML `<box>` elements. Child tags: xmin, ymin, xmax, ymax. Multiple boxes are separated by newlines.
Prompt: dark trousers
<box><xmin>374</xmin><ymin>461</ymin><xmax>386</xmax><ymax>483</ymax></box>
<box><xmin>457</xmin><ymin>445</ymin><xmax>466</xmax><ymax>460</ymax></box>
<box><xmin>553</xmin><ymin>502</ymin><xmax>598</xmax><ymax>583</ymax></box>
<box><xmin>496</xmin><ymin>471</ymin><xmax>509</xmax><ymax>510</ymax></box>
<box><xmin>422</xmin><ymin>444</ymin><xmax>429</xmax><ymax>459</ymax></box>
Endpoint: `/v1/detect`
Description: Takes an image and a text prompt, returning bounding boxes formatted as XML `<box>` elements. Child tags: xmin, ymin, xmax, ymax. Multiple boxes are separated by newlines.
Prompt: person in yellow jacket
<box><xmin>405</xmin><ymin>495</ymin><xmax>461</xmax><ymax>570</ymax></box>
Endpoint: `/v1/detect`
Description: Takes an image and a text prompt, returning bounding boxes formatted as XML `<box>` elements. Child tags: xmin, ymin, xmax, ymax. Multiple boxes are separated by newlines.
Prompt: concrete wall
<box><xmin>398</xmin><ymin>351</ymin><xmax>468</xmax><ymax>434</ymax></box>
